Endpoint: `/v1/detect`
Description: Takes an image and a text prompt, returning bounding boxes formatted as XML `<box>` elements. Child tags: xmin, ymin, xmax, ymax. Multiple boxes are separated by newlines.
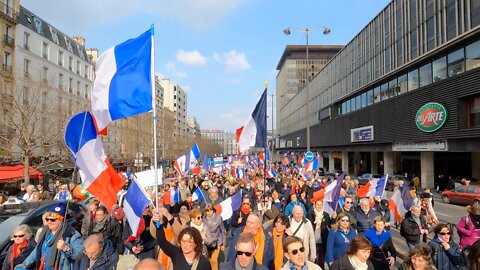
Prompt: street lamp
<box><xmin>283</xmin><ymin>26</ymin><xmax>331</xmax><ymax>151</ymax></box>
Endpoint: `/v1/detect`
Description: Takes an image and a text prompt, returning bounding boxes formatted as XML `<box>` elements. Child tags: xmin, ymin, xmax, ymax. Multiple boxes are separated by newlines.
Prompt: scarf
<box><xmin>235</xmin><ymin>258</ymin><xmax>254</xmax><ymax>270</ymax></box>
<box><xmin>364</xmin><ymin>227</ymin><xmax>391</xmax><ymax>248</ymax></box>
<box><xmin>244</xmin><ymin>226</ymin><xmax>265</xmax><ymax>265</ymax></box>
<box><xmin>37</xmin><ymin>222</ymin><xmax>68</xmax><ymax>269</ymax></box>
<box><xmin>241</xmin><ymin>205</ymin><xmax>251</xmax><ymax>215</ymax></box>
<box><xmin>288</xmin><ymin>261</ymin><xmax>308</xmax><ymax>270</ymax></box>
<box><xmin>191</xmin><ymin>222</ymin><xmax>204</xmax><ymax>236</ymax></box>
<box><xmin>92</xmin><ymin>216</ymin><xmax>108</xmax><ymax>233</ymax></box>
<box><xmin>313</xmin><ymin>208</ymin><xmax>324</xmax><ymax>243</ymax></box>
<box><xmin>273</xmin><ymin>228</ymin><xmax>284</xmax><ymax>270</ymax></box>
<box><xmin>12</xmin><ymin>240</ymin><xmax>28</xmax><ymax>258</ymax></box>
<box><xmin>348</xmin><ymin>255</ymin><xmax>368</xmax><ymax>270</ymax></box>
<box><xmin>412</xmin><ymin>215</ymin><xmax>422</xmax><ymax>227</ymax></box>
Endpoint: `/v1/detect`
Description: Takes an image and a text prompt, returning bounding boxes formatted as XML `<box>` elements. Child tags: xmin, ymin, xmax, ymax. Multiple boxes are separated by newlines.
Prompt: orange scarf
<box><xmin>244</xmin><ymin>227</ymin><xmax>265</xmax><ymax>265</ymax></box>
<box><xmin>273</xmin><ymin>229</ymin><xmax>284</xmax><ymax>270</ymax></box>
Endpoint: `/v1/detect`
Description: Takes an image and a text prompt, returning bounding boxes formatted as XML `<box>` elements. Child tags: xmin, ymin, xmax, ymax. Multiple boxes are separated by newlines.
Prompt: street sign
<box><xmin>305</xmin><ymin>151</ymin><xmax>314</xmax><ymax>162</ymax></box>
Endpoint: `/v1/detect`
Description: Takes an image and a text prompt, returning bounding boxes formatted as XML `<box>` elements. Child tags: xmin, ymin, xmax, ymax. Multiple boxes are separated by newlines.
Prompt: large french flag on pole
<box><xmin>64</xmin><ymin>112</ymin><xmax>125</xmax><ymax>209</ymax></box>
<box><xmin>357</xmin><ymin>175</ymin><xmax>388</xmax><ymax>198</ymax></box>
<box><xmin>174</xmin><ymin>143</ymin><xmax>201</xmax><ymax>176</ymax></box>
<box><xmin>124</xmin><ymin>177</ymin><xmax>151</xmax><ymax>240</ymax></box>
<box><xmin>389</xmin><ymin>182</ymin><xmax>415</xmax><ymax>221</ymax></box>
<box><xmin>91</xmin><ymin>29</ymin><xmax>153</xmax><ymax>135</ymax></box>
<box><xmin>238</xmin><ymin>89</ymin><xmax>267</xmax><ymax>153</ymax></box>
<box><xmin>214</xmin><ymin>191</ymin><xmax>242</xmax><ymax>221</ymax></box>
<box><xmin>310</xmin><ymin>173</ymin><xmax>345</xmax><ymax>215</ymax></box>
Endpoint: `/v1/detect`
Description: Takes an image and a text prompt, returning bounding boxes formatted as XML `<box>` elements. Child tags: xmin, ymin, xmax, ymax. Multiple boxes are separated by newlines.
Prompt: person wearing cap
<box><xmin>374</xmin><ymin>199</ymin><xmax>394</xmax><ymax>228</ymax></box>
<box><xmin>456</xmin><ymin>203</ymin><xmax>480</xmax><ymax>249</ymax></box>
<box><xmin>19</xmin><ymin>202</ymin><xmax>83</xmax><ymax>270</ymax></box>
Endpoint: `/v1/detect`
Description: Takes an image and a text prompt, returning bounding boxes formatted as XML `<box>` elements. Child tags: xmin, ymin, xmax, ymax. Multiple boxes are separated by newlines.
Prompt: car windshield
<box><xmin>0</xmin><ymin>215</ymin><xmax>26</xmax><ymax>235</ymax></box>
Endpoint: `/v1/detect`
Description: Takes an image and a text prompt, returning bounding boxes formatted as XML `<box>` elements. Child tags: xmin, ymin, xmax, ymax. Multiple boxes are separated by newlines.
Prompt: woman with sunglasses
<box><xmin>2</xmin><ymin>225</ymin><xmax>35</xmax><ymax>270</ymax></box>
<box><xmin>152</xmin><ymin>207</ymin><xmax>212</xmax><ymax>270</ymax></box>
<box><xmin>203</xmin><ymin>204</ymin><xmax>226</xmax><ymax>270</ymax></box>
<box><xmin>428</xmin><ymin>224</ymin><xmax>464</xmax><ymax>270</ymax></box>
<box><xmin>326</xmin><ymin>213</ymin><xmax>357</xmax><ymax>267</ymax></box>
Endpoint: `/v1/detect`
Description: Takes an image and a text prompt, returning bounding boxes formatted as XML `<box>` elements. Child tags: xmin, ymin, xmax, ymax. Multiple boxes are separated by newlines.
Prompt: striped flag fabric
<box><xmin>357</xmin><ymin>175</ymin><xmax>388</xmax><ymax>198</ymax></box>
<box><xmin>281</xmin><ymin>154</ymin><xmax>289</xmax><ymax>166</ymax></box>
<box><xmin>266</xmin><ymin>169</ymin><xmax>277</xmax><ymax>178</ymax></box>
<box><xmin>238</xmin><ymin>89</ymin><xmax>267</xmax><ymax>153</ymax></box>
<box><xmin>311</xmin><ymin>173</ymin><xmax>345</xmax><ymax>215</ymax></box>
<box><xmin>214</xmin><ymin>191</ymin><xmax>242</xmax><ymax>221</ymax></box>
<box><xmin>389</xmin><ymin>182</ymin><xmax>415</xmax><ymax>221</ymax></box>
<box><xmin>192</xmin><ymin>188</ymin><xmax>204</xmax><ymax>202</ymax></box>
<box><xmin>91</xmin><ymin>29</ymin><xmax>153</xmax><ymax>134</ymax></box>
<box><xmin>124</xmin><ymin>177</ymin><xmax>151</xmax><ymax>241</ymax></box>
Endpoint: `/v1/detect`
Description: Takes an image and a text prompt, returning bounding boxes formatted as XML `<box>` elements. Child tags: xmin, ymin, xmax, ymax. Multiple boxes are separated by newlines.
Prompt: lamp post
<box><xmin>283</xmin><ymin>26</ymin><xmax>331</xmax><ymax>151</ymax></box>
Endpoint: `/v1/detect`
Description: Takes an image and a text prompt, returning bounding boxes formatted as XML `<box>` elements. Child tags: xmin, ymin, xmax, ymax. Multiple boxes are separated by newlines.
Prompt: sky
<box><xmin>22</xmin><ymin>0</ymin><xmax>390</xmax><ymax>133</ymax></box>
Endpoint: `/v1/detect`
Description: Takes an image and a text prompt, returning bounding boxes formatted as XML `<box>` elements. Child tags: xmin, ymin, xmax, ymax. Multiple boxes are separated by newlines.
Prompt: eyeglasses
<box><xmin>180</xmin><ymin>239</ymin><xmax>195</xmax><ymax>245</ymax></box>
<box><xmin>243</xmin><ymin>202</ymin><xmax>250</xmax><ymax>205</ymax></box>
<box><xmin>289</xmin><ymin>246</ymin><xmax>305</xmax><ymax>255</ymax></box>
<box><xmin>340</xmin><ymin>218</ymin><xmax>350</xmax><ymax>222</ymax></box>
<box><xmin>13</xmin><ymin>234</ymin><xmax>25</xmax><ymax>238</ymax></box>
<box><xmin>236</xmin><ymin>250</ymin><xmax>253</xmax><ymax>257</ymax></box>
<box><xmin>439</xmin><ymin>232</ymin><xmax>451</xmax><ymax>235</ymax></box>
<box><xmin>46</xmin><ymin>218</ymin><xmax>57</xmax><ymax>222</ymax></box>
<box><xmin>345</xmin><ymin>201</ymin><xmax>353</xmax><ymax>204</ymax></box>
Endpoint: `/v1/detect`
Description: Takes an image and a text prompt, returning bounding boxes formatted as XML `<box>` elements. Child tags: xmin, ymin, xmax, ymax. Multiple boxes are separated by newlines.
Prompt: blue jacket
<box><xmin>325</xmin><ymin>227</ymin><xmax>356</xmax><ymax>264</ymax></box>
<box><xmin>284</xmin><ymin>201</ymin><xmax>306</xmax><ymax>217</ymax></box>
<box><xmin>74</xmin><ymin>239</ymin><xmax>118</xmax><ymax>270</ymax></box>
<box><xmin>429</xmin><ymin>237</ymin><xmax>464</xmax><ymax>270</ymax></box>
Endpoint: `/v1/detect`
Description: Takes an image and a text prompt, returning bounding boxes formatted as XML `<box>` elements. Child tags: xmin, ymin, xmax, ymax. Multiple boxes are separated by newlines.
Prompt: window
<box><xmin>466</xmin><ymin>187</ymin><xmax>477</xmax><ymax>194</ymax></box>
<box><xmin>23</xmin><ymin>87</ymin><xmax>29</xmax><ymax>106</ymax></box>
<box><xmin>468</xmin><ymin>95</ymin><xmax>480</xmax><ymax>128</ymax></box>
<box><xmin>24</xmin><ymin>59</ymin><xmax>30</xmax><ymax>77</ymax></box>
<box><xmin>373</xmin><ymin>86</ymin><xmax>381</xmax><ymax>103</ymax></box>
<box><xmin>42</xmin><ymin>42</ymin><xmax>48</xmax><ymax>59</ymax></box>
<box><xmin>69</xmin><ymin>78</ymin><xmax>73</xmax><ymax>93</ymax></box>
<box><xmin>388</xmin><ymin>78</ymin><xmax>397</xmax><ymax>98</ymax></box>
<box><xmin>84</xmin><ymin>65</ymin><xmax>89</xmax><ymax>79</ymax></box>
<box><xmin>446</xmin><ymin>2</ymin><xmax>456</xmax><ymax>40</ymax></box>
<box><xmin>426</xmin><ymin>17</ymin><xmax>435</xmax><ymax>51</ymax></box>
<box><xmin>380</xmin><ymin>82</ymin><xmax>389</xmax><ymax>101</ymax></box>
<box><xmin>419</xmin><ymin>63</ymin><xmax>432</xmax><ymax>87</ymax></box>
<box><xmin>43</xmin><ymin>67</ymin><xmax>48</xmax><ymax>81</ymax></box>
<box><xmin>367</xmin><ymin>89</ymin><xmax>374</xmax><ymax>105</ymax></box>
<box><xmin>33</xmin><ymin>18</ymin><xmax>43</xmax><ymax>34</ymax></box>
<box><xmin>58</xmin><ymin>51</ymin><xmax>63</xmax><ymax>66</ymax></box>
<box><xmin>59</xmin><ymin>73</ymin><xmax>63</xmax><ymax>89</ymax></box>
<box><xmin>433</xmin><ymin>56</ymin><xmax>447</xmax><ymax>82</ymax></box>
<box><xmin>3</xmin><ymin>52</ymin><xmax>11</xmax><ymax>71</ymax></box>
<box><xmin>85</xmin><ymin>85</ymin><xmax>89</xmax><ymax>99</ymax></box>
<box><xmin>361</xmin><ymin>92</ymin><xmax>367</xmax><ymax>108</ymax></box>
<box><xmin>411</xmin><ymin>29</ymin><xmax>418</xmax><ymax>59</ymax></box>
<box><xmin>69</xmin><ymin>56</ymin><xmax>73</xmax><ymax>71</ymax></box>
<box><xmin>466</xmin><ymin>40</ymin><xmax>480</xmax><ymax>71</ymax></box>
<box><xmin>42</xmin><ymin>92</ymin><xmax>47</xmax><ymax>108</ymax></box>
<box><xmin>77</xmin><ymin>81</ymin><xmax>80</xmax><ymax>96</ymax></box>
<box><xmin>355</xmin><ymin>95</ymin><xmax>361</xmax><ymax>109</ymax></box>
<box><xmin>398</xmin><ymin>74</ymin><xmax>408</xmax><ymax>95</ymax></box>
<box><xmin>65</xmin><ymin>38</ymin><xmax>73</xmax><ymax>52</ymax></box>
<box><xmin>473</xmin><ymin>0</ymin><xmax>480</xmax><ymax>27</ymax></box>
<box><xmin>76</xmin><ymin>61</ymin><xmax>80</xmax><ymax>74</ymax></box>
<box><xmin>448</xmin><ymin>48</ymin><xmax>465</xmax><ymax>77</ymax></box>
<box><xmin>407</xmin><ymin>69</ymin><xmax>419</xmax><ymax>91</ymax></box>
<box><xmin>23</xmin><ymin>32</ymin><xmax>30</xmax><ymax>50</ymax></box>
<box><xmin>350</xmin><ymin>98</ymin><xmax>356</xmax><ymax>111</ymax></box>
<box><xmin>50</xmin><ymin>27</ymin><xmax>59</xmax><ymax>44</ymax></box>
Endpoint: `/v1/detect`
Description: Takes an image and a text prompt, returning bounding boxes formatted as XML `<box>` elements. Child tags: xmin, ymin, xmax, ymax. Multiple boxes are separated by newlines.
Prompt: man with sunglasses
<box><xmin>220</xmin><ymin>232</ymin><xmax>267</xmax><ymax>270</ymax></box>
<box><xmin>332</xmin><ymin>196</ymin><xmax>357</xmax><ymax>229</ymax></box>
<box><xmin>282</xmin><ymin>236</ymin><xmax>322</xmax><ymax>270</ymax></box>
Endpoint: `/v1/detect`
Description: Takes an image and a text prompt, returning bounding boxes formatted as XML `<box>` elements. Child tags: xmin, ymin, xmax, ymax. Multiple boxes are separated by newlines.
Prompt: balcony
<box><xmin>3</xmin><ymin>35</ymin><xmax>14</xmax><ymax>47</ymax></box>
<box><xmin>2</xmin><ymin>64</ymin><xmax>12</xmax><ymax>75</ymax></box>
<box><xmin>0</xmin><ymin>2</ymin><xmax>18</xmax><ymax>24</ymax></box>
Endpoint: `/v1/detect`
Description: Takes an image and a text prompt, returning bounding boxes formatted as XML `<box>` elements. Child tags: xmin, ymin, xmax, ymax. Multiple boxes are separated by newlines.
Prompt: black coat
<box><xmin>219</xmin><ymin>259</ymin><xmax>267</xmax><ymax>270</ymax></box>
<box><xmin>370</xmin><ymin>238</ymin><xmax>396</xmax><ymax>270</ymax></box>
<box><xmin>1</xmin><ymin>239</ymin><xmax>36</xmax><ymax>270</ymax></box>
<box><xmin>122</xmin><ymin>215</ymin><xmax>156</xmax><ymax>260</ymax></box>
<box><xmin>74</xmin><ymin>239</ymin><xmax>118</xmax><ymax>270</ymax></box>
<box><xmin>401</xmin><ymin>211</ymin><xmax>428</xmax><ymax>245</ymax></box>
<box><xmin>88</xmin><ymin>216</ymin><xmax>122</xmax><ymax>251</ymax></box>
<box><xmin>306</xmin><ymin>209</ymin><xmax>330</xmax><ymax>244</ymax></box>
<box><xmin>330</xmin><ymin>253</ymin><xmax>374</xmax><ymax>270</ymax></box>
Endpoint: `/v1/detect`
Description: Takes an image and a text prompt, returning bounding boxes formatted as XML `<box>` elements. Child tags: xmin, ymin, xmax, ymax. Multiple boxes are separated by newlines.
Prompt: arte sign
<box><xmin>415</xmin><ymin>102</ymin><xmax>447</xmax><ymax>132</ymax></box>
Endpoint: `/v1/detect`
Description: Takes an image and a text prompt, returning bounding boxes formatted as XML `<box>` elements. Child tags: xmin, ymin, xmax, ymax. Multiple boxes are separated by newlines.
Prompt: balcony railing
<box><xmin>3</xmin><ymin>35</ymin><xmax>14</xmax><ymax>47</ymax></box>
<box><xmin>0</xmin><ymin>2</ymin><xmax>18</xmax><ymax>22</ymax></box>
<box><xmin>2</xmin><ymin>64</ymin><xmax>12</xmax><ymax>74</ymax></box>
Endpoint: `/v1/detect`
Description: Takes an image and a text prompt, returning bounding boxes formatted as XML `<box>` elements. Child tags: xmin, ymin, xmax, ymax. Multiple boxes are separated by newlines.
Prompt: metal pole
<box><xmin>150</xmin><ymin>25</ymin><xmax>159</xmax><ymax>207</ymax></box>
<box><xmin>305</xmin><ymin>29</ymin><xmax>310</xmax><ymax>152</ymax></box>
<box><xmin>270</xmin><ymin>94</ymin><xmax>274</xmax><ymax>162</ymax></box>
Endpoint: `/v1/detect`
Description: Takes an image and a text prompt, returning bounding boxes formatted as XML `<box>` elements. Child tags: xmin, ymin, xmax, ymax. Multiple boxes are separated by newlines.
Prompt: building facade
<box><xmin>200</xmin><ymin>129</ymin><xmax>238</xmax><ymax>155</ymax></box>
<box><xmin>277</xmin><ymin>0</ymin><xmax>480</xmax><ymax>188</ymax></box>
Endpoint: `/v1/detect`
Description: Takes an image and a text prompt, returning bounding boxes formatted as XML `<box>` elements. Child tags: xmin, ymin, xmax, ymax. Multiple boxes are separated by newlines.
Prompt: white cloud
<box><xmin>177</xmin><ymin>50</ymin><xmax>207</xmax><ymax>66</ymax></box>
<box><xmin>213</xmin><ymin>50</ymin><xmax>251</xmax><ymax>72</ymax></box>
<box><xmin>165</xmin><ymin>62</ymin><xmax>187</xmax><ymax>78</ymax></box>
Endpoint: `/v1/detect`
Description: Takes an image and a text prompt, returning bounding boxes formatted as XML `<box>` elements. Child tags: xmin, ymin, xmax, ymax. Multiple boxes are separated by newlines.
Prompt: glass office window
<box><xmin>341</xmin><ymin>102</ymin><xmax>346</xmax><ymax>115</ymax></box>
<box><xmin>468</xmin><ymin>95</ymin><xmax>480</xmax><ymax>128</ymax></box>
<box><xmin>419</xmin><ymin>63</ymin><xmax>432</xmax><ymax>87</ymax></box>
<box><xmin>373</xmin><ymin>86</ymin><xmax>381</xmax><ymax>103</ymax></box>
<box><xmin>466</xmin><ymin>40</ymin><xmax>480</xmax><ymax>71</ymax></box>
<box><xmin>350</xmin><ymin>98</ymin><xmax>356</xmax><ymax>111</ymax></box>
<box><xmin>367</xmin><ymin>89</ymin><xmax>374</xmax><ymax>105</ymax></box>
<box><xmin>388</xmin><ymin>78</ymin><xmax>397</xmax><ymax>98</ymax></box>
<box><xmin>448</xmin><ymin>48</ymin><xmax>465</xmax><ymax>77</ymax></box>
<box><xmin>473</xmin><ymin>0</ymin><xmax>480</xmax><ymax>28</ymax></box>
<box><xmin>408</xmin><ymin>69</ymin><xmax>419</xmax><ymax>91</ymax></box>
<box><xmin>345</xmin><ymin>101</ymin><xmax>350</xmax><ymax>114</ymax></box>
<box><xmin>433</xmin><ymin>56</ymin><xmax>447</xmax><ymax>82</ymax></box>
<box><xmin>380</xmin><ymin>82</ymin><xmax>389</xmax><ymax>101</ymax></box>
<box><xmin>361</xmin><ymin>92</ymin><xmax>367</xmax><ymax>108</ymax></box>
<box><xmin>355</xmin><ymin>95</ymin><xmax>361</xmax><ymax>109</ymax></box>
<box><xmin>398</xmin><ymin>74</ymin><xmax>408</xmax><ymax>95</ymax></box>
<box><xmin>446</xmin><ymin>2</ymin><xmax>456</xmax><ymax>40</ymax></box>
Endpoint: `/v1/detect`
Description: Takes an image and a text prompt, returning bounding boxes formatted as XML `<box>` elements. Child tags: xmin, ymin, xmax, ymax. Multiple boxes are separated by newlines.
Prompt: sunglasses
<box><xmin>340</xmin><ymin>218</ymin><xmax>350</xmax><ymax>222</ymax></box>
<box><xmin>290</xmin><ymin>246</ymin><xmax>305</xmax><ymax>255</ymax></box>
<box><xmin>195</xmin><ymin>216</ymin><xmax>202</xmax><ymax>220</ymax></box>
<box><xmin>345</xmin><ymin>201</ymin><xmax>353</xmax><ymax>204</ymax></box>
<box><xmin>13</xmin><ymin>234</ymin><xmax>25</xmax><ymax>238</ymax></box>
<box><xmin>439</xmin><ymin>232</ymin><xmax>451</xmax><ymax>235</ymax></box>
<box><xmin>236</xmin><ymin>250</ymin><xmax>253</xmax><ymax>257</ymax></box>
<box><xmin>46</xmin><ymin>218</ymin><xmax>57</xmax><ymax>222</ymax></box>
<box><xmin>243</xmin><ymin>202</ymin><xmax>250</xmax><ymax>205</ymax></box>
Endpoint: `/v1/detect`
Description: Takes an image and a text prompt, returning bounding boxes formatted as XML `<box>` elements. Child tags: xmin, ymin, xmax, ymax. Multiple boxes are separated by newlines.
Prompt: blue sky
<box><xmin>22</xmin><ymin>0</ymin><xmax>390</xmax><ymax>133</ymax></box>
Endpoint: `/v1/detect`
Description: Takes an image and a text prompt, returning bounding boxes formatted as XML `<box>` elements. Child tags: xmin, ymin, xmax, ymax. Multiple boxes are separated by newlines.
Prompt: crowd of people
<box><xmin>1</xmin><ymin>164</ymin><xmax>480</xmax><ymax>270</ymax></box>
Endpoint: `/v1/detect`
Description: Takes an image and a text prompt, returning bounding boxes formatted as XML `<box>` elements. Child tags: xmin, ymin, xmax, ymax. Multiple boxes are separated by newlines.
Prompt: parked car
<box><xmin>385</xmin><ymin>174</ymin><xmax>407</xmax><ymax>191</ymax></box>
<box><xmin>357</xmin><ymin>173</ymin><xmax>382</xmax><ymax>186</ymax></box>
<box><xmin>0</xmin><ymin>201</ymin><xmax>85</xmax><ymax>264</ymax></box>
<box><xmin>441</xmin><ymin>185</ymin><xmax>480</xmax><ymax>205</ymax></box>
<box><xmin>326</xmin><ymin>170</ymin><xmax>343</xmax><ymax>179</ymax></box>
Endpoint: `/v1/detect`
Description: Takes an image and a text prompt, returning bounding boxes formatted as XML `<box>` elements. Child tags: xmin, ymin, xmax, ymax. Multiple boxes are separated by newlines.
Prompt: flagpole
<box><xmin>381</xmin><ymin>174</ymin><xmax>389</xmax><ymax>199</ymax></box>
<box><xmin>150</xmin><ymin>24</ymin><xmax>159</xmax><ymax>207</ymax></box>
<box><xmin>263</xmin><ymin>81</ymin><xmax>268</xmax><ymax>202</ymax></box>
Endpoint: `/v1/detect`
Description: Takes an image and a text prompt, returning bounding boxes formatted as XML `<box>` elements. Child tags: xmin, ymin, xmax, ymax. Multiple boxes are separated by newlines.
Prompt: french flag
<box><xmin>64</xmin><ymin>112</ymin><xmax>125</xmax><ymax>210</ymax></box>
<box><xmin>357</xmin><ymin>175</ymin><xmax>388</xmax><ymax>198</ymax></box>
<box><xmin>124</xmin><ymin>177</ymin><xmax>151</xmax><ymax>241</ymax></box>
<box><xmin>170</xmin><ymin>189</ymin><xmax>180</xmax><ymax>204</ymax></box>
<box><xmin>281</xmin><ymin>154</ymin><xmax>289</xmax><ymax>166</ymax></box>
<box><xmin>243</xmin><ymin>155</ymin><xmax>250</xmax><ymax>163</ymax></box>
<box><xmin>266</xmin><ymin>169</ymin><xmax>277</xmax><ymax>178</ymax></box>
<box><xmin>174</xmin><ymin>144</ymin><xmax>201</xmax><ymax>176</ymax></box>
<box><xmin>91</xmin><ymin>29</ymin><xmax>153</xmax><ymax>135</ymax></box>
<box><xmin>235</xmin><ymin>167</ymin><xmax>245</xmax><ymax>179</ymax></box>
<box><xmin>192</xmin><ymin>188</ymin><xmax>204</xmax><ymax>202</ymax></box>
<box><xmin>389</xmin><ymin>182</ymin><xmax>415</xmax><ymax>221</ymax></box>
<box><xmin>238</xmin><ymin>89</ymin><xmax>267</xmax><ymax>153</ymax></box>
<box><xmin>304</xmin><ymin>158</ymin><xmax>318</xmax><ymax>172</ymax></box>
<box><xmin>203</xmin><ymin>153</ymin><xmax>210</xmax><ymax>171</ymax></box>
<box><xmin>311</xmin><ymin>173</ymin><xmax>345</xmax><ymax>215</ymax></box>
<box><xmin>214</xmin><ymin>191</ymin><xmax>242</xmax><ymax>221</ymax></box>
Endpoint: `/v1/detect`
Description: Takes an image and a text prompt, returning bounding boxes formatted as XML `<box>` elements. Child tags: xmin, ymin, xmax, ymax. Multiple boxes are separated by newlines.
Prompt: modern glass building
<box><xmin>276</xmin><ymin>0</ymin><xmax>480</xmax><ymax>187</ymax></box>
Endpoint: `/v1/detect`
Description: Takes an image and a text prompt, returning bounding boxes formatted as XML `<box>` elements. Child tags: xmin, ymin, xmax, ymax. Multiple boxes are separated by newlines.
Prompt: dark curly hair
<box><xmin>178</xmin><ymin>227</ymin><xmax>203</xmax><ymax>258</ymax></box>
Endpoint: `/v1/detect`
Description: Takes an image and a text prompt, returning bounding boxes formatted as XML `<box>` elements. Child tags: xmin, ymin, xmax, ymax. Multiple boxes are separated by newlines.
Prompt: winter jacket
<box><xmin>306</xmin><ymin>208</ymin><xmax>330</xmax><ymax>244</ymax></box>
<box><xmin>364</xmin><ymin>228</ymin><xmax>397</xmax><ymax>270</ymax></box>
<box><xmin>326</xmin><ymin>227</ymin><xmax>357</xmax><ymax>264</ymax></box>
<box><xmin>280</xmin><ymin>260</ymin><xmax>322</xmax><ymax>270</ymax></box>
<box><xmin>401</xmin><ymin>211</ymin><xmax>428</xmax><ymax>245</ymax></box>
<box><xmin>330</xmin><ymin>253</ymin><xmax>374</xmax><ymax>270</ymax></box>
<box><xmin>23</xmin><ymin>225</ymin><xmax>83</xmax><ymax>270</ymax></box>
<box><xmin>429</xmin><ymin>237</ymin><xmax>464</xmax><ymax>270</ymax></box>
<box><xmin>74</xmin><ymin>239</ymin><xmax>118</xmax><ymax>270</ymax></box>
<box><xmin>219</xmin><ymin>259</ymin><xmax>268</xmax><ymax>270</ymax></box>
<box><xmin>88</xmin><ymin>215</ymin><xmax>122</xmax><ymax>251</ymax></box>
<box><xmin>456</xmin><ymin>214</ymin><xmax>480</xmax><ymax>248</ymax></box>
<box><xmin>288</xmin><ymin>217</ymin><xmax>316</xmax><ymax>260</ymax></box>
<box><xmin>355</xmin><ymin>208</ymin><xmax>381</xmax><ymax>233</ymax></box>
<box><xmin>2</xmin><ymin>239</ymin><xmax>36</xmax><ymax>270</ymax></box>
<box><xmin>122</xmin><ymin>215</ymin><xmax>156</xmax><ymax>260</ymax></box>
<box><xmin>203</xmin><ymin>213</ymin><xmax>226</xmax><ymax>247</ymax></box>
<box><xmin>263</xmin><ymin>225</ymin><xmax>284</xmax><ymax>270</ymax></box>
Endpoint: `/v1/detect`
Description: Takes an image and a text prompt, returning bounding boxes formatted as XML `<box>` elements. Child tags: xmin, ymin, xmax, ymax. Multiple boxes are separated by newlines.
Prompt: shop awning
<box><xmin>0</xmin><ymin>165</ymin><xmax>44</xmax><ymax>183</ymax></box>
